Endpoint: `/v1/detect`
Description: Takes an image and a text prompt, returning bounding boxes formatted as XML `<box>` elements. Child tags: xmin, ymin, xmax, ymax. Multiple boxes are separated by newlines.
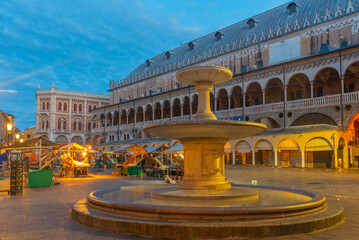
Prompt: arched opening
<box><xmin>145</xmin><ymin>104</ymin><xmax>153</xmax><ymax>121</ymax></box>
<box><xmin>346</xmin><ymin>114</ymin><xmax>359</xmax><ymax>168</ymax></box>
<box><xmin>313</xmin><ymin>68</ymin><xmax>340</xmax><ymax>97</ymax></box>
<box><xmin>265</xmin><ymin>78</ymin><xmax>284</xmax><ymax>103</ymax></box>
<box><xmin>100</xmin><ymin>114</ymin><xmax>105</xmax><ymax>127</ymax></box>
<box><xmin>230</xmin><ymin>86</ymin><xmax>243</xmax><ymax>109</ymax></box>
<box><xmin>92</xmin><ymin>116</ymin><xmax>98</xmax><ymax>129</ymax></box>
<box><xmin>163</xmin><ymin>101</ymin><xmax>171</xmax><ymax>119</ymax></box>
<box><xmin>277</xmin><ymin>139</ymin><xmax>301</xmax><ymax>167</ymax></box>
<box><xmin>183</xmin><ymin>97</ymin><xmax>190</xmax><ymax>116</ymax></box>
<box><xmin>217</xmin><ymin>89</ymin><xmax>228</xmax><ymax>111</ymax></box>
<box><xmin>121</xmin><ymin>110</ymin><xmax>127</xmax><ymax>125</ymax></box>
<box><xmin>113</xmin><ymin>111</ymin><xmax>119</xmax><ymax>126</ymax></box>
<box><xmin>136</xmin><ymin>107</ymin><xmax>144</xmax><ymax>123</ymax></box>
<box><xmin>128</xmin><ymin>108</ymin><xmax>135</xmax><ymax>124</ymax></box>
<box><xmin>172</xmin><ymin>98</ymin><xmax>181</xmax><ymax>117</ymax></box>
<box><xmin>224</xmin><ymin>142</ymin><xmax>232</xmax><ymax>165</ymax></box>
<box><xmin>235</xmin><ymin>141</ymin><xmax>252</xmax><ymax>165</ymax></box>
<box><xmin>344</xmin><ymin>61</ymin><xmax>359</xmax><ymax>93</ymax></box>
<box><xmin>192</xmin><ymin>95</ymin><xmax>198</xmax><ymax>114</ymax></box>
<box><xmin>106</xmin><ymin>112</ymin><xmax>112</xmax><ymax>127</ymax></box>
<box><xmin>254</xmin><ymin>117</ymin><xmax>280</xmax><ymax>129</ymax></box>
<box><xmin>55</xmin><ymin>135</ymin><xmax>68</xmax><ymax>144</ymax></box>
<box><xmin>93</xmin><ymin>135</ymin><xmax>104</xmax><ymax>145</ymax></box>
<box><xmin>210</xmin><ymin>92</ymin><xmax>215</xmax><ymax>112</ymax></box>
<box><xmin>71</xmin><ymin>136</ymin><xmax>83</xmax><ymax>145</ymax></box>
<box><xmin>246</xmin><ymin>82</ymin><xmax>262</xmax><ymax>106</ymax></box>
<box><xmin>154</xmin><ymin>102</ymin><xmax>162</xmax><ymax>120</ymax></box>
<box><xmin>291</xmin><ymin>113</ymin><xmax>337</xmax><ymax>126</ymax></box>
<box><xmin>255</xmin><ymin>140</ymin><xmax>274</xmax><ymax>166</ymax></box>
<box><xmin>287</xmin><ymin>74</ymin><xmax>310</xmax><ymax>101</ymax></box>
<box><xmin>305</xmin><ymin>138</ymin><xmax>333</xmax><ymax>168</ymax></box>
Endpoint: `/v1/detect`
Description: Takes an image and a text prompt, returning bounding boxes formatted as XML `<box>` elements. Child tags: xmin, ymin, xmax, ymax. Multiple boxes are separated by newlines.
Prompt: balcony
<box><xmin>72</xmin><ymin>111</ymin><xmax>84</xmax><ymax>116</ymax></box>
<box><xmin>38</xmin><ymin>110</ymin><xmax>49</xmax><ymax>115</ymax></box>
<box><xmin>36</xmin><ymin>129</ymin><xmax>50</xmax><ymax>134</ymax></box>
<box><xmin>54</xmin><ymin>129</ymin><xmax>70</xmax><ymax>134</ymax></box>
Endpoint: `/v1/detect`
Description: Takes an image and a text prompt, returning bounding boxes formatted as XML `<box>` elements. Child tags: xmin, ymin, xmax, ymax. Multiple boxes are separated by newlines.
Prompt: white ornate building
<box><xmin>35</xmin><ymin>84</ymin><xmax>109</xmax><ymax>144</ymax></box>
<box><xmin>91</xmin><ymin>0</ymin><xmax>359</xmax><ymax>169</ymax></box>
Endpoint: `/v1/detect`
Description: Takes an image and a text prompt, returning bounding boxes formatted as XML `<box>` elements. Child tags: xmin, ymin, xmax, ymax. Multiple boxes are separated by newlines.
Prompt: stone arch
<box><xmin>183</xmin><ymin>97</ymin><xmax>190</xmax><ymax>116</ymax></box>
<box><xmin>277</xmin><ymin>138</ymin><xmax>301</xmax><ymax>167</ymax></box>
<box><xmin>230</xmin><ymin>86</ymin><xmax>243</xmax><ymax>109</ymax></box>
<box><xmin>163</xmin><ymin>100</ymin><xmax>171</xmax><ymax>119</ymax></box>
<box><xmin>93</xmin><ymin>135</ymin><xmax>104</xmax><ymax>144</ymax></box>
<box><xmin>305</xmin><ymin>137</ymin><xmax>334</xmax><ymax>168</ymax></box>
<box><xmin>92</xmin><ymin>115</ymin><xmax>98</xmax><ymax>129</ymax></box>
<box><xmin>121</xmin><ymin>109</ymin><xmax>127</xmax><ymax>125</ymax></box>
<box><xmin>254</xmin><ymin>139</ymin><xmax>274</xmax><ymax>166</ymax></box>
<box><xmin>287</xmin><ymin>73</ymin><xmax>310</xmax><ymax>101</ymax></box>
<box><xmin>113</xmin><ymin>111</ymin><xmax>119</xmax><ymax>126</ymax></box>
<box><xmin>172</xmin><ymin>98</ymin><xmax>181</xmax><ymax>117</ymax></box>
<box><xmin>217</xmin><ymin>88</ymin><xmax>228</xmax><ymax>111</ymax></box>
<box><xmin>291</xmin><ymin>113</ymin><xmax>338</xmax><ymax>126</ymax></box>
<box><xmin>106</xmin><ymin>112</ymin><xmax>112</xmax><ymax>126</ymax></box>
<box><xmin>235</xmin><ymin>140</ymin><xmax>252</xmax><ymax>165</ymax></box>
<box><xmin>254</xmin><ymin>117</ymin><xmax>280</xmax><ymax>129</ymax></box>
<box><xmin>265</xmin><ymin>78</ymin><xmax>284</xmax><ymax>104</ymax></box>
<box><xmin>136</xmin><ymin>106</ymin><xmax>144</xmax><ymax>123</ymax></box>
<box><xmin>154</xmin><ymin>102</ymin><xmax>162</xmax><ymax>120</ymax></box>
<box><xmin>344</xmin><ymin>61</ymin><xmax>359</xmax><ymax>93</ymax></box>
<box><xmin>145</xmin><ymin>104</ymin><xmax>153</xmax><ymax>121</ymax></box>
<box><xmin>192</xmin><ymin>94</ymin><xmax>198</xmax><ymax>114</ymax></box>
<box><xmin>245</xmin><ymin>82</ymin><xmax>262</xmax><ymax>106</ymax></box>
<box><xmin>100</xmin><ymin>114</ymin><xmax>105</xmax><ymax>127</ymax></box>
<box><xmin>71</xmin><ymin>136</ymin><xmax>83</xmax><ymax>145</ymax></box>
<box><xmin>313</xmin><ymin>67</ymin><xmax>340</xmax><ymax>97</ymax></box>
<box><xmin>128</xmin><ymin>108</ymin><xmax>135</xmax><ymax>124</ymax></box>
<box><xmin>55</xmin><ymin>135</ymin><xmax>68</xmax><ymax>144</ymax></box>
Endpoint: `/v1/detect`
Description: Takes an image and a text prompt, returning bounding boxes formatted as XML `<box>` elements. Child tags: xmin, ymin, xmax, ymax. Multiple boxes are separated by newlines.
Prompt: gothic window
<box><xmin>74</xmin><ymin>104</ymin><xmax>77</xmax><ymax>112</ymax></box>
<box><xmin>58</xmin><ymin>121</ymin><xmax>61</xmax><ymax>130</ymax></box>
<box><xmin>41</xmin><ymin>121</ymin><xmax>44</xmax><ymax>129</ymax></box>
<box><xmin>78</xmin><ymin>122</ymin><xmax>82</xmax><ymax>131</ymax></box>
<box><xmin>79</xmin><ymin>104</ymin><xmax>82</xmax><ymax>112</ymax></box>
<box><xmin>88</xmin><ymin>122</ymin><xmax>91</xmax><ymax>131</ymax></box>
<box><xmin>89</xmin><ymin>105</ymin><xmax>92</xmax><ymax>112</ymax></box>
<box><xmin>73</xmin><ymin>122</ymin><xmax>77</xmax><ymax>131</ymax></box>
<box><xmin>165</xmin><ymin>51</ymin><xmax>174</xmax><ymax>59</ymax></box>
<box><xmin>64</xmin><ymin>103</ymin><xmax>67</xmax><ymax>111</ymax></box>
<box><xmin>46</xmin><ymin>120</ymin><xmax>49</xmax><ymax>129</ymax></box>
<box><xmin>93</xmin><ymin>122</ymin><xmax>96</xmax><ymax>129</ymax></box>
<box><xmin>146</xmin><ymin>59</ymin><xmax>153</xmax><ymax>67</ymax></box>
<box><xmin>63</xmin><ymin>120</ymin><xmax>66</xmax><ymax>130</ymax></box>
<box><xmin>58</xmin><ymin>102</ymin><xmax>62</xmax><ymax>111</ymax></box>
<box><xmin>42</xmin><ymin>102</ymin><xmax>45</xmax><ymax>110</ymax></box>
<box><xmin>93</xmin><ymin>105</ymin><xmax>96</xmax><ymax>109</ymax></box>
<box><xmin>46</xmin><ymin>102</ymin><xmax>49</xmax><ymax>110</ymax></box>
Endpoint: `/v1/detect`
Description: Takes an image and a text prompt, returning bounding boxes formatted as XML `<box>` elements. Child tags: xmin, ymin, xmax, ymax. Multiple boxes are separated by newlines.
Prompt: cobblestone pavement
<box><xmin>0</xmin><ymin>167</ymin><xmax>359</xmax><ymax>240</ymax></box>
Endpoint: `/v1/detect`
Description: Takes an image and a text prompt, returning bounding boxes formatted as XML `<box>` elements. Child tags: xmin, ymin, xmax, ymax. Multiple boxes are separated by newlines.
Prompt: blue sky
<box><xmin>0</xmin><ymin>0</ymin><xmax>289</xmax><ymax>130</ymax></box>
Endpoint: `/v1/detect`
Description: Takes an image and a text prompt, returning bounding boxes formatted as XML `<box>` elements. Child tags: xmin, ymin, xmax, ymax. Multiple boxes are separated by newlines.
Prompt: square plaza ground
<box><xmin>0</xmin><ymin>167</ymin><xmax>359</xmax><ymax>240</ymax></box>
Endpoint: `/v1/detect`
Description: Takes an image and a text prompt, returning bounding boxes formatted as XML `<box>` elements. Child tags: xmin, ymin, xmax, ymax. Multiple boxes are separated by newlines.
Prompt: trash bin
<box><xmin>28</xmin><ymin>169</ymin><xmax>53</xmax><ymax>188</ymax></box>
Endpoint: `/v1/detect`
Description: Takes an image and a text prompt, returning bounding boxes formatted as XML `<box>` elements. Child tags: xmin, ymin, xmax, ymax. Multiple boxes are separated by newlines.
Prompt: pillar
<box><xmin>232</xmin><ymin>151</ymin><xmax>236</xmax><ymax>165</ymax></box>
<box><xmin>161</xmin><ymin>108</ymin><xmax>164</xmax><ymax>119</ymax></box>
<box><xmin>334</xmin><ymin>148</ymin><xmax>338</xmax><ymax>169</ymax></box>
<box><xmin>274</xmin><ymin>150</ymin><xmax>278</xmax><ymax>167</ymax></box>
<box><xmin>284</xmin><ymin>86</ymin><xmax>288</xmax><ymax>102</ymax></box>
<box><xmin>228</xmin><ymin>96</ymin><xmax>231</xmax><ymax>110</ymax></box>
<box><xmin>310</xmin><ymin>81</ymin><xmax>314</xmax><ymax>99</ymax></box>
<box><xmin>252</xmin><ymin>149</ymin><xmax>256</xmax><ymax>165</ymax></box>
<box><xmin>152</xmin><ymin>110</ymin><xmax>155</xmax><ymax>122</ymax></box>
<box><xmin>343</xmin><ymin>144</ymin><xmax>349</xmax><ymax>169</ymax></box>
<box><xmin>215</xmin><ymin>97</ymin><xmax>218</xmax><ymax>112</ymax></box>
<box><xmin>262</xmin><ymin>89</ymin><xmax>266</xmax><ymax>105</ymax></box>
<box><xmin>180</xmin><ymin>104</ymin><xmax>184</xmax><ymax>116</ymax></box>
<box><xmin>301</xmin><ymin>150</ymin><xmax>305</xmax><ymax>168</ymax></box>
<box><xmin>341</xmin><ymin>75</ymin><xmax>345</xmax><ymax>95</ymax></box>
<box><xmin>170</xmin><ymin>106</ymin><xmax>173</xmax><ymax>120</ymax></box>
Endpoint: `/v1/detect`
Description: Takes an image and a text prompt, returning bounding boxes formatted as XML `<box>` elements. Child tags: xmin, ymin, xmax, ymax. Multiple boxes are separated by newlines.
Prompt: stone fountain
<box><xmin>72</xmin><ymin>66</ymin><xmax>344</xmax><ymax>239</ymax></box>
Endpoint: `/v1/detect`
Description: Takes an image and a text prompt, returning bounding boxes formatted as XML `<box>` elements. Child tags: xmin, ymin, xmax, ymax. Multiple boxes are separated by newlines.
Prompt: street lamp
<box><xmin>6</xmin><ymin>123</ymin><xmax>13</xmax><ymax>146</ymax></box>
<box><xmin>15</xmin><ymin>133</ymin><xmax>20</xmax><ymax>141</ymax></box>
<box><xmin>20</xmin><ymin>138</ymin><xmax>24</xmax><ymax>143</ymax></box>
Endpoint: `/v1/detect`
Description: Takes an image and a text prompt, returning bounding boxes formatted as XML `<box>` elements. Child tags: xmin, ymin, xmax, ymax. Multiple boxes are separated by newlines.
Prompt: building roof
<box><xmin>256</xmin><ymin>124</ymin><xmax>339</xmax><ymax>136</ymax></box>
<box><xmin>111</xmin><ymin>0</ymin><xmax>358</xmax><ymax>89</ymax></box>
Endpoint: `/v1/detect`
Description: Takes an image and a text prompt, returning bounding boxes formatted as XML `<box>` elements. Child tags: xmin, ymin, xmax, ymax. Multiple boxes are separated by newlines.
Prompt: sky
<box><xmin>0</xmin><ymin>0</ymin><xmax>289</xmax><ymax>130</ymax></box>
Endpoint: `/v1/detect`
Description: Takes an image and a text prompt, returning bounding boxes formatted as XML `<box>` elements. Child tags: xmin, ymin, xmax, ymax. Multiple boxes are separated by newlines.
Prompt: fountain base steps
<box><xmin>72</xmin><ymin>184</ymin><xmax>344</xmax><ymax>239</ymax></box>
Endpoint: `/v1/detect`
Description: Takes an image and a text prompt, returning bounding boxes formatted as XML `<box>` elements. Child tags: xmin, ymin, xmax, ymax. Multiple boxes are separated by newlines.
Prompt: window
<box><xmin>46</xmin><ymin>102</ymin><xmax>49</xmax><ymax>110</ymax></box>
<box><xmin>165</xmin><ymin>51</ymin><xmax>174</xmax><ymax>59</ymax></box>
<box><xmin>78</xmin><ymin>122</ymin><xmax>82</xmax><ymax>131</ymax></box>
<box><xmin>93</xmin><ymin>122</ymin><xmax>96</xmax><ymax>129</ymax></box>
<box><xmin>93</xmin><ymin>105</ymin><xmax>96</xmax><ymax>109</ymax></box>
<box><xmin>63</xmin><ymin>121</ymin><xmax>66</xmax><ymax>130</ymax></box>
<box><xmin>188</xmin><ymin>42</ymin><xmax>197</xmax><ymax>50</ymax></box>
<box><xmin>89</xmin><ymin>105</ymin><xmax>92</xmax><ymax>112</ymax></box>
<box><xmin>146</xmin><ymin>59</ymin><xmax>153</xmax><ymax>67</ymax></box>
<box><xmin>42</xmin><ymin>102</ymin><xmax>45</xmax><ymax>110</ymax></box>
<box><xmin>58</xmin><ymin>121</ymin><xmax>61</xmax><ymax>129</ymax></box>
<box><xmin>287</xmin><ymin>2</ymin><xmax>299</xmax><ymax>15</ymax></box>
<box><xmin>58</xmin><ymin>102</ymin><xmax>62</xmax><ymax>111</ymax></box>
<box><xmin>88</xmin><ymin>123</ymin><xmax>91</xmax><ymax>131</ymax></box>
<box><xmin>64</xmin><ymin>103</ymin><xmax>67</xmax><ymax>111</ymax></box>
<box><xmin>79</xmin><ymin>104</ymin><xmax>82</xmax><ymax>112</ymax></box>
<box><xmin>241</xmin><ymin>65</ymin><xmax>248</xmax><ymax>73</ymax></box>
<box><xmin>215</xmin><ymin>31</ymin><xmax>224</xmax><ymax>41</ymax></box>
<box><xmin>41</xmin><ymin>121</ymin><xmax>44</xmax><ymax>129</ymax></box>
<box><xmin>256</xmin><ymin>60</ymin><xmax>263</xmax><ymax>69</ymax></box>
<box><xmin>46</xmin><ymin>121</ymin><xmax>49</xmax><ymax>129</ymax></box>
<box><xmin>73</xmin><ymin>122</ymin><xmax>77</xmax><ymax>131</ymax></box>
<box><xmin>247</xmin><ymin>19</ymin><xmax>257</xmax><ymax>30</ymax></box>
<box><xmin>74</xmin><ymin>104</ymin><xmax>77</xmax><ymax>112</ymax></box>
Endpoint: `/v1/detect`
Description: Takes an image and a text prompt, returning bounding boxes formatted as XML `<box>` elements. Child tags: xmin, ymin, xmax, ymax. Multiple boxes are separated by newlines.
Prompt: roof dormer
<box><xmin>214</xmin><ymin>31</ymin><xmax>225</xmax><ymax>41</ymax></box>
<box><xmin>188</xmin><ymin>42</ymin><xmax>197</xmax><ymax>51</ymax></box>
<box><xmin>146</xmin><ymin>59</ymin><xmax>153</xmax><ymax>67</ymax></box>
<box><xmin>165</xmin><ymin>51</ymin><xmax>174</xmax><ymax>59</ymax></box>
<box><xmin>287</xmin><ymin>2</ymin><xmax>299</xmax><ymax>15</ymax></box>
<box><xmin>247</xmin><ymin>18</ymin><xmax>258</xmax><ymax>30</ymax></box>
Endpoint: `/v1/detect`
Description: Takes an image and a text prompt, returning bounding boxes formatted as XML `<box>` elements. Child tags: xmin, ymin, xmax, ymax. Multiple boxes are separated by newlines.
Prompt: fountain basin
<box><xmin>72</xmin><ymin>184</ymin><xmax>344</xmax><ymax>238</ymax></box>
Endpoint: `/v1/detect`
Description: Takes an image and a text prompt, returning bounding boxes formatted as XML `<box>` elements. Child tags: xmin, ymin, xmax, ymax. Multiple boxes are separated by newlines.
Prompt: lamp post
<box><xmin>15</xmin><ymin>133</ymin><xmax>20</xmax><ymax>141</ymax></box>
<box><xmin>6</xmin><ymin>123</ymin><xmax>13</xmax><ymax>146</ymax></box>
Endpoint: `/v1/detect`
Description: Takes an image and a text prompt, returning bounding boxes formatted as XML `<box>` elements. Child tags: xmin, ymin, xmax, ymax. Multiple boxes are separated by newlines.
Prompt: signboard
<box><xmin>219</xmin><ymin>116</ymin><xmax>242</xmax><ymax>121</ymax></box>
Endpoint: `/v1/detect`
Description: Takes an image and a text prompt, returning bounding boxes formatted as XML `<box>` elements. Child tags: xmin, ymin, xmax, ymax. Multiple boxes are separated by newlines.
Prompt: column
<box><xmin>152</xmin><ymin>110</ymin><xmax>155</xmax><ymax>122</ymax></box>
<box><xmin>274</xmin><ymin>150</ymin><xmax>278</xmax><ymax>167</ymax></box>
<box><xmin>215</xmin><ymin>97</ymin><xmax>218</xmax><ymax>112</ymax></box>
<box><xmin>262</xmin><ymin>89</ymin><xmax>266</xmax><ymax>105</ymax></box>
<box><xmin>343</xmin><ymin>144</ymin><xmax>349</xmax><ymax>169</ymax></box>
<box><xmin>180</xmin><ymin>104</ymin><xmax>184</xmax><ymax>117</ymax></box>
<box><xmin>252</xmin><ymin>149</ymin><xmax>256</xmax><ymax>165</ymax></box>
<box><xmin>334</xmin><ymin>148</ymin><xmax>338</xmax><ymax>169</ymax></box>
<box><xmin>284</xmin><ymin>86</ymin><xmax>288</xmax><ymax>102</ymax></box>
<box><xmin>341</xmin><ymin>75</ymin><xmax>345</xmax><ymax>95</ymax></box>
<box><xmin>161</xmin><ymin>108</ymin><xmax>164</xmax><ymax>119</ymax></box>
<box><xmin>170</xmin><ymin>106</ymin><xmax>173</xmax><ymax>120</ymax></box>
<box><xmin>232</xmin><ymin>151</ymin><xmax>236</xmax><ymax>165</ymax></box>
<box><xmin>301</xmin><ymin>150</ymin><xmax>305</xmax><ymax>168</ymax></box>
<box><xmin>228</xmin><ymin>96</ymin><xmax>231</xmax><ymax>110</ymax></box>
<box><xmin>310</xmin><ymin>81</ymin><xmax>314</xmax><ymax>99</ymax></box>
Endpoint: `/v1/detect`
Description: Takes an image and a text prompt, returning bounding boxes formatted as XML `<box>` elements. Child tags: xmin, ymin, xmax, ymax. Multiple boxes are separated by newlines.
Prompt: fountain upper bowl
<box><xmin>143</xmin><ymin>120</ymin><xmax>267</xmax><ymax>140</ymax></box>
<box><xmin>176</xmin><ymin>66</ymin><xmax>233</xmax><ymax>85</ymax></box>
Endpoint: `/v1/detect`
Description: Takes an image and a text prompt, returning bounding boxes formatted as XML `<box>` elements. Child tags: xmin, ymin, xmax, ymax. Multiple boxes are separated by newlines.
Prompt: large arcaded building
<box><xmin>91</xmin><ymin>0</ymin><xmax>359</xmax><ymax>169</ymax></box>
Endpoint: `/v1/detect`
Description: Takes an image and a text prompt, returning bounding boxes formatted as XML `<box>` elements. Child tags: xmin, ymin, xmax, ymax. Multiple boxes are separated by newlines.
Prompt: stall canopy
<box><xmin>113</xmin><ymin>144</ymin><xmax>147</xmax><ymax>154</ymax></box>
<box><xmin>164</xmin><ymin>144</ymin><xmax>183</xmax><ymax>154</ymax></box>
<box><xmin>6</xmin><ymin>136</ymin><xmax>57</xmax><ymax>149</ymax></box>
<box><xmin>59</xmin><ymin>143</ymin><xmax>97</xmax><ymax>153</ymax></box>
<box><xmin>145</xmin><ymin>144</ymin><xmax>169</xmax><ymax>154</ymax></box>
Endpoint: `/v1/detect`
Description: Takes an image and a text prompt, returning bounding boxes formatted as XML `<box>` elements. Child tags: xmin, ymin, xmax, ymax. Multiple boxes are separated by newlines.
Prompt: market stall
<box><xmin>113</xmin><ymin>145</ymin><xmax>147</xmax><ymax>176</ymax></box>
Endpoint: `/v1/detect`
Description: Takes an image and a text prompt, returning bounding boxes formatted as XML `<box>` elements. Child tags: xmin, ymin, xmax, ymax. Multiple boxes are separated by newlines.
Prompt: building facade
<box><xmin>35</xmin><ymin>84</ymin><xmax>109</xmax><ymax>145</ymax></box>
<box><xmin>22</xmin><ymin>126</ymin><xmax>36</xmax><ymax>141</ymax></box>
<box><xmin>0</xmin><ymin>111</ymin><xmax>15</xmax><ymax>148</ymax></box>
<box><xmin>91</xmin><ymin>0</ymin><xmax>359</xmax><ymax>168</ymax></box>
